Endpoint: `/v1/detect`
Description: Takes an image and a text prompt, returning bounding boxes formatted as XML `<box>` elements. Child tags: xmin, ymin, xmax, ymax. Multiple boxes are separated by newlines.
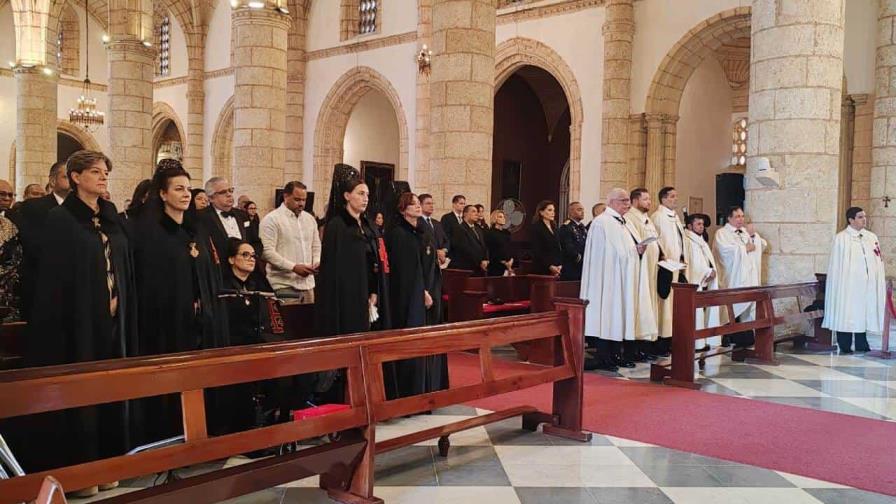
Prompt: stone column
<box><xmin>429</xmin><ymin>0</ymin><xmax>495</xmax><ymax>212</ymax></box>
<box><xmin>184</xmin><ymin>31</ymin><xmax>205</xmax><ymax>181</ymax></box>
<box><xmin>871</xmin><ymin>0</ymin><xmax>896</xmax><ymax>271</ymax></box>
<box><xmin>285</xmin><ymin>6</ymin><xmax>307</xmax><ymax>182</ymax></box>
<box><xmin>231</xmin><ymin>5</ymin><xmax>290</xmax><ymax>211</ymax></box>
<box><xmin>644</xmin><ymin>113</ymin><xmax>664</xmax><ymax>199</ymax></box>
<box><xmin>14</xmin><ymin>65</ymin><xmax>57</xmax><ymax>194</ymax></box>
<box><xmin>106</xmin><ymin>39</ymin><xmax>155</xmax><ymax>198</ymax></box>
<box><xmin>414</xmin><ymin>0</ymin><xmax>433</xmax><ymax>194</ymax></box>
<box><xmin>662</xmin><ymin>115</ymin><xmax>678</xmax><ymax>187</ymax></box>
<box><xmin>747</xmin><ymin>0</ymin><xmax>845</xmax><ymax>282</ymax></box>
<box><xmin>601</xmin><ymin>0</ymin><xmax>634</xmax><ymax>196</ymax></box>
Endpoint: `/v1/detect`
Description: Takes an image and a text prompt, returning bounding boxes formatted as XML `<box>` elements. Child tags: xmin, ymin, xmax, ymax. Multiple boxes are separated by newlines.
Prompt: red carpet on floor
<box><xmin>449</xmin><ymin>352</ymin><xmax>896</xmax><ymax>496</ymax></box>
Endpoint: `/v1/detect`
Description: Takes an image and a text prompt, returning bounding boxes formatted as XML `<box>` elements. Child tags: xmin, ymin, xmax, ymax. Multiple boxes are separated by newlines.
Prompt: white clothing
<box><xmin>713</xmin><ymin>223</ymin><xmax>766</xmax><ymax>320</ymax></box>
<box><xmin>822</xmin><ymin>226</ymin><xmax>887</xmax><ymax>334</ymax></box>
<box><xmin>580</xmin><ymin>207</ymin><xmax>638</xmax><ymax>342</ymax></box>
<box><xmin>216</xmin><ymin>207</ymin><xmax>243</xmax><ymax>240</ymax></box>
<box><xmin>685</xmin><ymin>230</ymin><xmax>721</xmax><ymax>346</ymax></box>
<box><xmin>625</xmin><ymin>207</ymin><xmax>660</xmax><ymax>341</ymax></box>
<box><xmin>260</xmin><ymin>204</ymin><xmax>322</xmax><ymax>291</ymax></box>
<box><xmin>651</xmin><ymin>205</ymin><xmax>689</xmax><ymax>337</ymax></box>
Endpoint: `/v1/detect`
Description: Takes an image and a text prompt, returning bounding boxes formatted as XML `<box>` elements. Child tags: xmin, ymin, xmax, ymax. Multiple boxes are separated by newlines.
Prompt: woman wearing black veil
<box><xmin>317</xmin><ymin>164</ymin><xmax>398</xmax><ymax>398</ymax></box>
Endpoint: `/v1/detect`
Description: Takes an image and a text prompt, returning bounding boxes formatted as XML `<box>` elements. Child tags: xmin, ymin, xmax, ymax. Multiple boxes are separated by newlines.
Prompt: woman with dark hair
<box><xmin>530</xmin><ymin>200</ymin><xmax>562</xmax><ymax>276</ymax></box>
<box><xmin>16</xmin><ymin>150</ymin><xmax>137</xmax><ymax>490</ymax></box>
<box><xmin>130</xmin><ymin>160</ymin><xmax>229</xmax><ymax>438</ymax></box>
<box><xmin>191</xmin><ymin>188</ymin><xmax>209</xmax><ymax>210</ymax></box>
<box><xmin>242</xmin><ymin>200</ymin><xmax>260</xmax><ymax>246</ymax></box>
<box><xmin>385</xmin><ymin>193</ymin><xmax>447</xmax><ymax>396</ymax></box>
<box><xmin>485</xmin><ymin>209</ymin><xmax>514</xmax><ymax>276</ymax></box>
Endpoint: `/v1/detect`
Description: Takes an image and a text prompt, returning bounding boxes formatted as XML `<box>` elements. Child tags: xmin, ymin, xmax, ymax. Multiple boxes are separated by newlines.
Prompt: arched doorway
<box><xmin>313</xmin><ymin>67</ymin><xmax>409</xmax><ymax>216</ymax></box>
<box><xmin>493</xmin><ymin>65</ymin><xmax>571</xmax><ymax>242</ymax></box>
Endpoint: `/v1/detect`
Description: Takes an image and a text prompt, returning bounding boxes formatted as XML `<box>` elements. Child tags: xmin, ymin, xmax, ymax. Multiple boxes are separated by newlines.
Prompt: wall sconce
<box><xmin>416</xmin><ymin>44</ymin><xmax>432</xmax><ymax>74</ymax></box>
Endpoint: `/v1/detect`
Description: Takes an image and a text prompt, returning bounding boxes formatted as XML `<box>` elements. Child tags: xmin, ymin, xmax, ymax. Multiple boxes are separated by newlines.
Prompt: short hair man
<box><xmin>260</xmin><ymin>181</ymin><xmax>320</xmax><ymax>305</ymax></box>
<box><xmin>822</xmin><ymin>207</ymin><xmax>887</xmax><ymax>354</ymax></box>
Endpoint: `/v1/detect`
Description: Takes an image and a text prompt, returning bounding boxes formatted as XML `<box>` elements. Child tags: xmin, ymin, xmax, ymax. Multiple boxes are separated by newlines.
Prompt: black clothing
<box><xmin>11</xmin><ymin>195</ymin><xmax>137</xmax><ymax>472</ymax></box>
<box><xmin>558</xmin><ymin>220</ymin><xmax>587</xmax><ymax>280</ymax></box>
<box><xmin>131</xmin><ymin>209</ymin><xmax>229</xmax><ymax>440</ymax></box>
<box><xmin>440</xmin><ymin>211</ymin><xmax>463</xmax><ymax>248</ymax></box>
<box><xmin>317</xmin><ymin>208</ymin><xmax>388</xmax><ymax>336</ymax></box>
<box><xmin>386</xmin><ymin>217</ymin><xmax>447</xmax><ymax>396</ymax></box>
<box><xmin>7</xmin><ymin>194</ymin><xmax>60</xmax><ymax>321</ymax></box>
<box><xmin>530</xmin><ymin>221</ymin><xmax>562</xmax><ymax>275</ymax></box>
<box><xmin>485</xmin><ymin>226</ymin><xmax>513</xmax><ymax>277</ymax></box>
<box><xmin>450</xmin><ymin>222</ymin><xmax>488</xmax><ymax>273</ymax></box>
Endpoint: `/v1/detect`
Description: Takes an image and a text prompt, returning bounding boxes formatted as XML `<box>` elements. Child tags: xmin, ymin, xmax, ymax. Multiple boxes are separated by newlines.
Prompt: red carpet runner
<box><xmin>449</xmin><ymin>352</ymin><xmax>896</xmax><ymax>496</ymax></box>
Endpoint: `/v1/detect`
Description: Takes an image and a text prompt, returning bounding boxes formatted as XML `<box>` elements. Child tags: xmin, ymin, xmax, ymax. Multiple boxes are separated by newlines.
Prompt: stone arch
<box><xmin>645</xmin><ymin>7</ymin><xmax>751</xmax><ymax>115</ymax></box>
<box><xmin>151</xmin><ymin>102</ymin><xmax>187</xmax><ymax>172</ymax></box>
<box><xmin>210</xmin><ymin>96</ymin><xmax>234</xmax><ymax>181</ymax></box>
<box><xmin>494</xmin><ymin>37</ymin><xmax>584</xmax><ymax>202</ymax></box>
<box><xmin>313</xmin><ymin>66</ymin><xmax>409</xmax><ymax>209</ymax></box>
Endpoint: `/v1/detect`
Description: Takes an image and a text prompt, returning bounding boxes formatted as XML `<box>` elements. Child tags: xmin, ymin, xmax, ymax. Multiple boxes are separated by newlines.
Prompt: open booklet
<box><xmin>658</xmin><ymin>260</ymin><xmax>686</xmax><ymax>272</ymax></box>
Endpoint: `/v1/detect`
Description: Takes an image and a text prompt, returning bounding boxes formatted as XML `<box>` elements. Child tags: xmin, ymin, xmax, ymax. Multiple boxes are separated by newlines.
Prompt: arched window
<box><xmin>341</xmin><ymin>0</ymin><xmax>380</xmax><ymax>40</ymax></box>
<box><xmin>157</xmin><ymin>15</ymin><xmax>171</xmax><ymax>76</ymax></box>
<box><xmin>731</xmin><ymin>118</ymin><xmax>747</xmax><ymax>167</ymax></box>
<box><xmin>57</xmin><ymin>5</ymin><xmax>79</xmax><ymax>76</ymax></box>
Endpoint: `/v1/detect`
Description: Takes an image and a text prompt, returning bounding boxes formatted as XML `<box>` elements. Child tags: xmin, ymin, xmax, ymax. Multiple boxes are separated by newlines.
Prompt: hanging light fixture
<box><xmin>69</xmin><ymin>0</ymin><xmax>104</xmax><ymax>130</ymax></box>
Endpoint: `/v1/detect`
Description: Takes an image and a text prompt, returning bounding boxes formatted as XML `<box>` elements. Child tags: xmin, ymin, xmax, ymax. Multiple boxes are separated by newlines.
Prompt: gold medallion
<box><xmin>189</xmin><ymin>242</ymin><xmax>200</xmax><ymax>258</ymax></box>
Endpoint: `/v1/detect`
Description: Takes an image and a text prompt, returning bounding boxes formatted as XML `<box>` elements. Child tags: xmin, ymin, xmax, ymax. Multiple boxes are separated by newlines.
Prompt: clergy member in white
<box><xmin>822</xmin><ymin>207</ymin><xmax>886</xmax><ymax>354</ymax></box>
<box><xmin>684</xmin><ymin>214</ymin><xmax>721</xmax><ymax>350</ymax></box>
<box><xmin>651</xmin><ymin>186</ymin><xmax>689</xmax><ymax>354</ymax></box>
<box><xmin>624</xmin><ymin>188</ymin><xmax>660</xmax><ymax>360</ymax></box>
<box><xmin>713</xmin><ymin>206</ymin><xmax>766</xmax><ymax>347</ymax></box>
<box><xmin>580</xmin><ymin>188</ymin><xmax>646</xmax><ymax>371</ymax></box>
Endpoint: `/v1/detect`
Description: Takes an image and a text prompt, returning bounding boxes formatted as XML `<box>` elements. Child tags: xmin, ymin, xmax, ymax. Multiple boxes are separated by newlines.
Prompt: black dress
<box><xmin>485</xmin><ymin>225</ymin><xmax>513</xmax><ymax>276</ymax></box>
<box><xmin>131</xmin><ymin>208</ymin><xmax>230</xmax><ymax>440</ymax></box>
<box><xmin>385</xmin><ymin>217</ymin><xmax>448</xmax><ymax>397</ymax></box>
<box><xmin>10</xmin><ymin>195</ymin><xmax>138</xmax><ymax>472</ymax></box>
<box><xmin>530</xmin><ymin>220</ymin><xmax>562</xmax><ymax>275</ymax></box>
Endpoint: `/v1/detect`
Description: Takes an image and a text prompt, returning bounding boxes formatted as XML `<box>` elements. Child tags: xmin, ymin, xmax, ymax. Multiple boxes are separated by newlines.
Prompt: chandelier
<box><xmin>69</xmin><ymin>0</ymin><xmax>103</xmax><ymax>130</ymax></box>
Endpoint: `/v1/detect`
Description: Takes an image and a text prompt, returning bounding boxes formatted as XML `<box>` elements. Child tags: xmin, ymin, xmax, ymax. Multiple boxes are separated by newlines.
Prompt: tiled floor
<box><xmin>78</xmin><ymin>335</ymin><xmax>896</xmax><ymax>504</ymax></box>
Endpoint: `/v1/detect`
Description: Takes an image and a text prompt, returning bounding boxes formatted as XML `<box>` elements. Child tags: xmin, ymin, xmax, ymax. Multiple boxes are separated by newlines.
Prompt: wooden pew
<box><xmin>0</xmin><ymin>301</ymin><xmax>590</xmax><ymax>504</ymax></box>
<box><xmin>650</xmin><ymin>277</ymin><xmax>830</xmax><ymax>389</ymax></box>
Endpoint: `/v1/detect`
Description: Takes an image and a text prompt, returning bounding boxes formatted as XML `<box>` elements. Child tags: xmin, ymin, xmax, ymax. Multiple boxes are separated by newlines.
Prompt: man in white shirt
<box><xmin>822</xmin><ymin>207</ymin><xmax>887</xmax><ymax>354</ymax></box>
<box><xmin>713</xmin><ymin>205</ymin><xmax>766</xmax><ymax>348</ymax></box>
<box><xmin>260</xmin><ymin>181</ymin><xmax>321</xmax><ymax>305</ymax></box>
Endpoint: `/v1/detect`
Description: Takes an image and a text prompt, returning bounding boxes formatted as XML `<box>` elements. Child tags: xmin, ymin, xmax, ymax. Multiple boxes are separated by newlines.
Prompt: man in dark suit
<box><xmin>450</xmin><ymin>205</ymin><xmax>489</xmax><ymax>275</ymax></box>
<box><xmin>558</xmin><ymin>201</ymin><xmax>588</xmax><ymax>281</ymax></box>
<box><xmin>439</xmin><ymin>194</ymin><xmax>466</xmax><ymax>245</ymax></box>
<box><xmin>198</xmin><ymin>176</ymin><xmax>258</xmax><ymax>274</ymax></box>
<box><xmin>10</xmin><ymin>162</ymin><xmax>70</xmax><ymax>321</ymax></box>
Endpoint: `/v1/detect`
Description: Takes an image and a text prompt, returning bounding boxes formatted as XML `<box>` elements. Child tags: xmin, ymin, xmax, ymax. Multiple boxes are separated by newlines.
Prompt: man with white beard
<box><xmin>651</xmin><ymin>186</ymin><xmax>689</xmax><ymax>356</ymax></box>
<box><xmin>713</xmin><ymin>206</ymin><xmax>766</xmax><ymax>348</ymax></box>
<box><xmin>580</xmin><ymin>188</ymin><xmax>646</xmax><ymax>371</ymax></box>
<box><xmin>624</xmin><ymin>188</ymin><xmax>660</xmax><ymax>361</ymax></box>
<box><xmin>822</xmin><ymin>207</ymin><xmax>887</xmax><ymax>354</ymax></box>
<box><xmin>684</xmin><ymin>214</ymin><xmax>721</xmax><ymax>351</ymax></box>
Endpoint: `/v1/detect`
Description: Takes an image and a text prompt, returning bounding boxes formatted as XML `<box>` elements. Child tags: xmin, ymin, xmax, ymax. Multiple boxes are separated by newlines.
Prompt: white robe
<box><xmin>651</xmin><ymin>205</ymin><xmax>689</xmax><ymax>337</ymax></box>
<box><xmin>685</xmin><ymin>230</ymin><xmax>721</xmax><ymax>347</ymax></box>
<box><xmin>712</xmin><ymin>223</ymin><xmax>766</xmax><ymax>320</ymax></box>
<box><xmin>822</xmin><ymin>227</ymin><xmax>887</xmax><ymax>334</ymax></box>
<box><xmin>625</xmin><ymin>207</ymin><xmax>660</xmax><ymax>341</ymax></box>
<box><xmin>580</xmin><ymin>207</ymin><xmax>638</xmax><ymax>342</ymax></box>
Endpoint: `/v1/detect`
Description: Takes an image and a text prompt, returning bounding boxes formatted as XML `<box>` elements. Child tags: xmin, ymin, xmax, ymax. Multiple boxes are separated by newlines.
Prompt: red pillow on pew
<box><xmin>482</xmin><ymin>300</ymin><xmax>531</xmax><ymax>314</ymax></box>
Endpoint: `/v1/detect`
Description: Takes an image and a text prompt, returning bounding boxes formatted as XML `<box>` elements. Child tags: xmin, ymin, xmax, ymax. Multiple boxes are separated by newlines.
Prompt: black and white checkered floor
<box><xmin>80</xmin><ymin>334</ymin><xmax>896</xmax><ymax>504</ymax></box>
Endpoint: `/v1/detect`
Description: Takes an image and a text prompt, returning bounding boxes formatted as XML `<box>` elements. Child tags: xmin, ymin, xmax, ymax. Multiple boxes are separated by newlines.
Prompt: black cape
<box><xmin>9</xmin><ymin>195</ymin><xmax>138</xmax><ymax>472</ymax></box>
<box><xmin>385</xmin><ymin>217</ymin><xmax>448</xmax><ymax>396</ymax></box>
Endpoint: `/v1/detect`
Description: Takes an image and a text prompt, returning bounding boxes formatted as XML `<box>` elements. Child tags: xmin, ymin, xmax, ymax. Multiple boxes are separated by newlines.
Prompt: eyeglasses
<box><xmin>0</xmin><ymin>192</ymin><xmax>13</xmax><ymax>199</ymax></box>
<box><xmin>237</xmin><ymin>251</ymin><xmax>256</xmax><ymax>259</ymax></box>
<box><xmin>213</xmin><ymin>187</ymin><xmax>235</xmax><ymax>196</ymax></box>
